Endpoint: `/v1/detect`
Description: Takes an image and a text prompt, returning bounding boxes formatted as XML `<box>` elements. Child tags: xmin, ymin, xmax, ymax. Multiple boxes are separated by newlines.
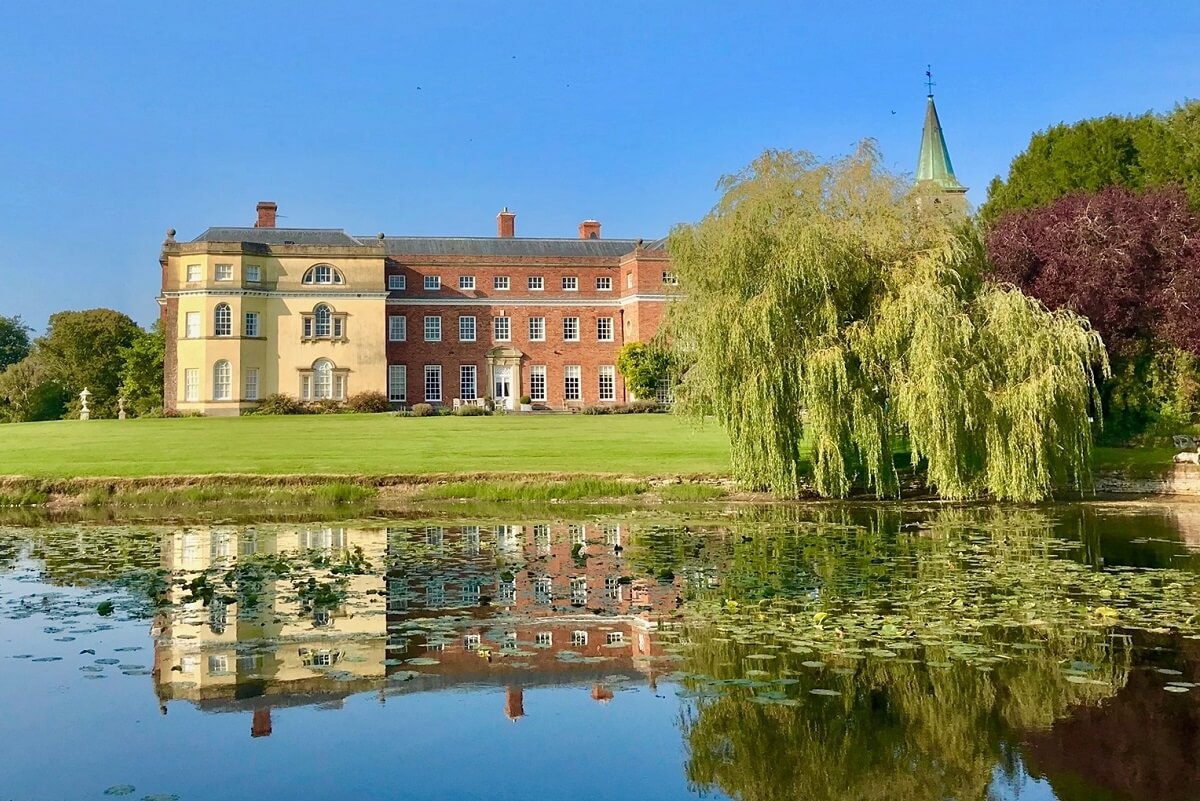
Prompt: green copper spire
<box><xmin>916</xmin><ymin>94</ymin><xmax>966</xmax><ymax>192</ymax></box>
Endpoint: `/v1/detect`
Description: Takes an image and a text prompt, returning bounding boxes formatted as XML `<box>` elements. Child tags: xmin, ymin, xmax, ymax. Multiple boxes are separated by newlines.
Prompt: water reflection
<box><xmin>1</xmin><ymin>504</ymin><xmax>1199</xmax><ymax>801</ymax></box>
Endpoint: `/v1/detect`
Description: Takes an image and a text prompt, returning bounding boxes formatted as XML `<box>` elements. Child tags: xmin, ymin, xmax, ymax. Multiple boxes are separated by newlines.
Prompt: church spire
<box><xmin>915</xmin><ymin>68</ymin><xmax>966</xmax><ymax>194</ymax></box>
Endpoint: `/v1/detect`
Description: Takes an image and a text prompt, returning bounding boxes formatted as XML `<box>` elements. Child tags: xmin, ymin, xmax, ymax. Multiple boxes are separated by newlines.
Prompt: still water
<box><xmin>2</xmin><ymin>503</ymin><xmax>1199</xmax><ymax>801</ymax></box>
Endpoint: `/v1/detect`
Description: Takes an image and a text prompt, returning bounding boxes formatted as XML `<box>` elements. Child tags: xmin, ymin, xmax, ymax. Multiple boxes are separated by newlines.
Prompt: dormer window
<box><xmin>302</xmin><ymin>264</ymin><xmax>344</xmax><ymax>285</ymax></box>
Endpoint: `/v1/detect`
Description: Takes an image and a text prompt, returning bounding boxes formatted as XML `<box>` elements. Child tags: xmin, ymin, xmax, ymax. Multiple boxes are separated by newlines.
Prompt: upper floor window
<box><xmin>562</xmin><ymin>276</ymin><xmax>578</xmax><ymax>291</ymax></box>
<box><xmin>494</xmin><ymin>276</ymin><xmax>510</xmax><ymax>291</ymax></box>
<box><xmin>493</xmin><ymin>316</ymin><xmax>510</xmax><ymax>342</ymax></box>
<box><xmin>186</xmin><ymin>264</ymin><xmax>202</xmax><ymax>282</ymax></box>
<box><xmin>214</xmin><ymin>303</ymin><xmax>232</xmax><ymax>337</ymax></box>
<box><xmin>528</xmin><ymin>276</ymin><xmax>544</xmax><ymax>291</ymax></box>
<box><xmin>315</xmin><ymin>304</ymin><xmax>332</xmax><ymax>337</ymax></box>
<box><xmin>389</xmin><ymin>315</ymin><xmax>406</xmax><ymax>342</ymax></box>
<box><xmin>459</xmin><ymin>315</ymin><xmax>475</xmax><ymax>342</ymax></box>
<box><xmin>596</xmin><ymin>276</ymin><xmax>612</xmax><ymax>291</ymax></box>
<box><xmin>245</xmin><ymin>265</ymin><xmax>261</xmax><ymax>283</ymax></box>
<box><xmin>563</xmin><ymin>317</ymin><xmax>580</xmax><ymax>342</ymax></box>
<box><xmin>302</xmin><ymin>264</ymin><xmax>344</xmax><ymax>285</ymax></box>
<box><xmin>388</xmin><ymin>274</ymin><xmax>405</xmax><ymax>290</ymax></box>
<box><xmin>302</xmin><ymin>304</ymin><xmax>346</xmax><ymax>340</ymax></box>
<box><xmin>424</xmin><ymin>275</ymin><xmax>441</xmax><ymax>291</ymax></box>
<box><xmin>626</xmin><ymin>272</ymin><xmax>634</xmax><ymax>288</ymax></box>
<box><xmin>185</xmin><ymin>311</ymin><xmax>200</xmax><ymax>339</ymax></box>
<box><xmin>662</xmin><ymin>271</ymin><xmax>678</xmax><ymax>285</ymax></box>
<box><xmin>528</xmin><ymin>316</ymin><xmax>545</xmax><ymax>342</ymax></box>
<box><xmin>458</xmin><ymin>276</ymin><xmax>475</xmax><ymax>290</ymax></box>
<box><xmin>424</xmin><ymin>316</ymin><xmax>442</xmax><ymax>342</ymax></box>
<box><xmin>597</xmin><ymin>317</ymin><xmax>614</xmax><ymax>342</ymax></box>
<box><xmin>244</xmin><ymin>312</ymin><xmax>260</xmax><ymax>337</ymax></box>
<box><xmin>215</xmin><ymin>264</ymin><xmax>233</xmax><ymax>281</ymax></box>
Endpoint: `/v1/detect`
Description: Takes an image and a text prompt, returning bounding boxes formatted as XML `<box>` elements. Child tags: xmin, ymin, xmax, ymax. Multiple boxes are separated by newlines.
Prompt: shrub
<box><xmin>629</xmin><ymin>400</ymin><xmax>663</xmax><ymax>413</ymax></box>
<box><xmin>583</xmin><ymin>402</ymin><xmax>663</xmax><ymax>415</ymax></box>
<box><xmin>346</xmin><ymin>391</ymin><xmax>391</xmax><ymax>413</ymax></box>
<box><xmin>306</xmin><ymin>398</ymin><xmax>345</xmax><ymax>414</ymax></box>
<box><xmin>481</xmin><ymin>396</ymin><xmax>496</xmax><ymax>413</ymax></box>
<box><xmin>454</xmin><ymin>405</ymin><xmax>487</xmax><ymax>416</ymax></box>
<box><xmin>583</xmin><ymin>405</ymin><xmax>612</xmax><ymax>415</ymax></box>
<box><xmin>255</xmin><ymin>393</ymin><xmax>307</xmax><ymax>415</ymax></box>
<box><xmin>520</xmin><ymin>394</ymin><xmax>532</xmax><ymax>405</ymax></box>
<box><xmin>411</xmin><ymin>403</ymin><xmax>436</xmax><ymax>417</ymax></box>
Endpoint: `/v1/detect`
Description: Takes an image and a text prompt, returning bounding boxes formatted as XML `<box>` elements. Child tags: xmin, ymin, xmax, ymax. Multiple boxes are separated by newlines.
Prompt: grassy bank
<box><xmin>0</xmin><ymin>414</ymin><xmax>731</xmax><ymax>478</ymax></box>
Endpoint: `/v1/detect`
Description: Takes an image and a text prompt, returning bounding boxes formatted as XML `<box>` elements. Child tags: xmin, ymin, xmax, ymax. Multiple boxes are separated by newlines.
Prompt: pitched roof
<box><xmin>192</xmin><ymin>227</ymin><xmax>365</xmax><ymax>247</ymax></box>
<box><xmin>916</xmin><ymin>95</ymin><xmax>966</xmax><ymax>192</ymax></box>
<box><xmin>372</xmin><ymin>236</ymin><xmax>642</xmax><ymax>258</ymax></box>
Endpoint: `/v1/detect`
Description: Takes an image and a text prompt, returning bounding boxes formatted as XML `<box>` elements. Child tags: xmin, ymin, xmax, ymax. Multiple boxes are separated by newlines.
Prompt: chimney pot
<box><xmin>497</xmin><ymin>207</ymin><xmax>516</xmax><ymax>238</ymax></box>
<box><xmin>255</xmin><ymin>201</ymin><xmax>278</xmax><ymax>229</ymax></box>
<box><xmin>578</xmin><ymin>220</ymin><xmax>601</xmax><ymax>240</ymax></box>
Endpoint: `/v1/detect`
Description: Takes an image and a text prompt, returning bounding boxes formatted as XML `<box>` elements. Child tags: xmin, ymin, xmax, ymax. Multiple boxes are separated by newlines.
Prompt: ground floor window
<box><xmin>564</xmin><ymin>365</ymin><xmax>581</xmax><ymax>402</ymax></box>
<box><xmin>656</xmin><ymin>376</ymin><xmax>674</xmax><ymax>405</ymax></box>
<box><xmin>213</xmin><ymin>360</ymin><xmax>231</xmax><ymax>401</ymax></box>
<box><xmin>598</xmin><ymin>365</ymin><xmax>615</xmax><ymax>401</ymax></box>
<box><xmin>424</xmin><ymin>365</ymin><xmax>442</xmax><ymax>402</ymax></box>
<box><xmin>530</xmin><ymin>365</ymin><xmax>546</xmax><ymax>402</ymax></box>
<box><xmin>245</xmin><ymin>368</ymin><xmax>259</xmax><ymax>401</ymax></box>
<box><xmin>388</xmin><ymin>364</ymin><xmax>407</xmax><ymax>402</ymax></box>
<box><xmin>459</xmin><ymin>365</ymin><xmax>477</xmax><ymax>401</ymax></box>
<box><xmin>300</xmin><ymin>360</ymin><xmax>346</xmax><ymax>400</ymax></box>
<box><xmin>184</xmin><ymin>368</ymin><xmax>199</xmax><ymax>402</ymax></box>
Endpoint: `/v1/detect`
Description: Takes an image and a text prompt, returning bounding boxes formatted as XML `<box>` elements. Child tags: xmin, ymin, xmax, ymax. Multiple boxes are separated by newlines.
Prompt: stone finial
<box><xmin>118</xmin><ymin>397</ymin><xmax>126</xmax><ymax>420</ymax></box>
<box><xmin>377</xmin><ymin>232</ymin><xmax>386</xmax><ymax>240</ymax></box>
<box><xmin>165</xmin><ymin>228</ymin><xmax>176</xmax><ymax>243</ymax></box>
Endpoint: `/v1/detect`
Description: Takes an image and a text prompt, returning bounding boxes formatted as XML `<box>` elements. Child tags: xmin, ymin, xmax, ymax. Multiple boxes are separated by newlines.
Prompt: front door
<box><xmin>494</xmin><ymin>365</ymin><xmax>514</xmax><ymax>410</ymax></box>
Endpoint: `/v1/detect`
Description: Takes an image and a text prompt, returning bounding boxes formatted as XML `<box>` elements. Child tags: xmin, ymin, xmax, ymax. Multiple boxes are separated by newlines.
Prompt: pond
<box><xmin>2</xmin><ymin>502</ymin><xmax>1200</xmax><ymax>801</ymax></box>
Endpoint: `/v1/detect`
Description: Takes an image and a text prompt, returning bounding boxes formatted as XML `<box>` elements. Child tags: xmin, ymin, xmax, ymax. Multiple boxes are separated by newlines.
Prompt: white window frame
<box><xmin>563</xmin><ymin>317</ymin><xmax>580</xmax><ymax>342</ymax></box>
<box><xmin>459</xmin><ymin>365</ymin><xmax>477</xmax><ymax>401</ymax></box>
<box><xmin>597</xmin><ymin>317</ymin><xmax>613</xmax><ymax>342</ymax></box>
<box><xmin>458</xmin><ymin>315</ymin><xmax>476</xmax><ymax>342</ymax></box>
<box><xmin>493</xmin><ymin>316</ymin><xmax>510</xmax><ymax>342</ymax></box>
<box><xmin>313</xmin><ymin>359</ymin><xmax>334</xmax><ymax>400</ymax></box>
<box><xmin>424</xmin><ymin>275</ymin><xmax>441</xmax><ymax>291</ymax></box>
<box><xmin>185</xmin><ymin>311</ymin><xmax>200</xmax><ymax>339</ymax></box>
<box><xmin>606</xmin><ymin>631</ymin><xmax>624</xmax><ymax>645</ymax></box>
<box><xmin>530</xmin><ymin>365</ymin><xmax>547</xmax><ymax>402</ymax></box>
<box><xmin>571</xmin><ymin>630</ymin><xmax>588</xmax><ymax>647</ymax></box>
<box><xmin>244</xmin><ymin>312</ymin><xmax>260</xmax><ymax>338</ymax></box>
<box><xmin>535</xmin><ymin>631</ymin><xmax>553</xmax><ymax>647</ymax></box>
<box><xmin>245</xmin><ymin>368</ymin><xmax>259</xmax><ymax>401</ymax></box>
<box><xmin>493</xmin><ymin>276</ymin><xmax>510</xmax><ymax>291</ymax></box>
<box><xmin>388</xmin><ymin>274</ymin><xmax>405</xmax><ymax>290</ymax></box>
<box><xmin>596</xmin><ymin>276</ymin><xmax>612</xmax><ymax>291</ymax></box>
<box><xmin>389</xmin><ymin>315</ymin><xmax>407</xmax><ymax>342</ymax></box>
<box><xmin>213</xmin><ymin>360</ymin><xmax>232</xmax><ymax>401</ymax></box>
<box><xmin>186</xmin><ymin>264</ymin><xmax>202</xmax><ymax>282</ymax></box>
<box><xmin>528</xmin><ymin>276</ymin><xmax>544</xmax><ymax>291</ymax></box>
<box><xmin>215</xmin><ymin>263</ymin><xmax>233</xmax><ymax>281</ymax></box>
<box><xmin>564</xmin><ymin>365</ymin><xmax>581</xmax><ymax>401</ymax></box>
<box><xmin>562</xmin><ymin>276</ymin><xmax>578</xmax><ymax>291</ymax></box>
<box><xmin>214</xmin><ymin>303</ymin><xmax>232</xmax><ymax>337</ymax></box>
<box><xmin>424</xmin><ymin>316</ymin><xmax>442</xmax><ymax>342</ymax></box>
<box><xmin>663</xmin><ymin>271</ymin><xmax>678</xmax><ymax>285</ymax></box>
<box><xmin>184</xmin><ymin>368</ymin><xmax>199</xmax><ymax>402</ymax></box>
<box><xmin>245</xmin><ymin>264</ymin><xmax>261</xmax><ymax>283</ymax></box>
<box><xmin>458</xmin><ymin>276</ymin><xmax>475</xmax><ymax>290</ymax></box>
<box><xmin>626</xmin><ymin>272</ymin><xmax>634</xmax><ymax>288</ymax></box>
<box><xmin>598</xmin><ymin>365</ymin><xmax>615</xmax><ymax>402</ymax></box>
<box><xmin>424</xmin><ymin>365</ymin><xmax>442</xmax><ymax>402</ymax></box>
<box><xmin>388</xmin><ymin>364</ymin><xmax>407</xmax><ymax>402</ymax></box>
<box><xmin>528</xmin><ymin>316</ymin><xmax>545</xmax><ymax>342</ymax></box>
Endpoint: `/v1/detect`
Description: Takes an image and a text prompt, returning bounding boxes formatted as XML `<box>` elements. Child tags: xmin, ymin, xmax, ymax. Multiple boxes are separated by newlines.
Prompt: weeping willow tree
<box><xmin>667</xmin><ymin>144</ymin><xmax>1109</xmax><ymax>501</ymax></box>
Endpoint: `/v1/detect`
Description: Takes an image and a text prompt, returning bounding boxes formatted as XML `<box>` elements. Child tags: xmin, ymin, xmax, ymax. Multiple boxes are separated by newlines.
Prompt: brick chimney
<box><xmin>255</xmin><ymin>201</ymin><xmax>277</xmax><ymax>229</ymax></box>
<box><xmin>578</xmin><ymin>220</ymin><xmax>601</xmax><ymax>240</ymax></box>
<box><xmin>497</xmin><ymin>207</ymin><xmax>515</xmax><ymax>238</ymax></box>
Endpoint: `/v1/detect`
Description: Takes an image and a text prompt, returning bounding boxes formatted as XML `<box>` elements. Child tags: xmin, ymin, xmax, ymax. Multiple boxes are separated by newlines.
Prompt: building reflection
<box><xmin>152</xmin><ymin>522</ymin><xmax>679</xmax><ymax>735</ymax></box>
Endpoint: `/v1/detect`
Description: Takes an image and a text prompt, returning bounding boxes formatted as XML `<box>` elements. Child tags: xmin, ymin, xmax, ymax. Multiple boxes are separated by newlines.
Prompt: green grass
<box><xmin>657</xmin><ymin>483</ymin><xmax>727</xmax><ymax>501</ymax></box>
<box><xmin>0</xmin><ymin>488</ymin><xmax>50</xmax><ymax>507</ymax></box>
<box><xmin>414</xmin><ymin>478</ymin><xmax>649</xmax><ymax>502</ymax></box>
<box><xmin>1092</xmin><ymin>446</ymin><xmax>1178</xmax><ymax>477</ymax></box>
<box><xmin>80</xmin><ymin>482</ymin><xmax>376</xmax><ymax>508</ymax></box>
<box><xmin>0</xmin><ymin>414</ymin><xmax>731</xmax><ymax>479</ymax></box>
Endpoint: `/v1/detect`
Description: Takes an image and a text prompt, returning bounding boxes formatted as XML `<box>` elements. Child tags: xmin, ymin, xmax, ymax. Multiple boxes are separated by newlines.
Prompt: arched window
<box><xmin>214</xmin><ymin>303</ymin><xmax>232</xmax><ymax>336</ymax></box>
<box><xmin>213</xmin><ymin>360</ymin><xmax>232</xmax><ymax>400</ymax></box>
<box><xmin>302</xmin><ymin>264</ymin><xmax>343</xmax><ymax>285</ymax></box>
<box><xmin>313</xmin><ymin>358</ymin><xmax>333</xmax><ymax>399</ymax></box>
<box><xmin>314</xmin><ymin>304</ymin><xmax>332</xmax><ymax>337</ymax></box>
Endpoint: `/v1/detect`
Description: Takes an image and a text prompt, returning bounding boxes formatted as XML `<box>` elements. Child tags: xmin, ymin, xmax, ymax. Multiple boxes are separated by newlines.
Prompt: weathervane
<box><xmin>925</xmin><ymin>65</ymin><xmax>936</xmax><ymax>97</ymax></box>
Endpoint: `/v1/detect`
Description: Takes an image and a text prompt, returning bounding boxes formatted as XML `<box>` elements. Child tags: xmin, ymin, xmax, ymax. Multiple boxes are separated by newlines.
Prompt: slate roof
<box><xmin>190</xmin><ymin>227</ymin><xmax>657</xmax><ymax>257</ymax></box>
<box><xmin>373</xmin><ymin>236</ymin><xmax>642</xmax><ymax>258</ymax></box>
<box><xmin>192</xmin><ymin>227</ymin><xmax>364</xmax><ymax>247</ymax></box>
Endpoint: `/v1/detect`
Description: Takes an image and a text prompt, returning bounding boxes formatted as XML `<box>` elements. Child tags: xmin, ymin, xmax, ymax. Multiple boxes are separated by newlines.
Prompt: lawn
<box><xmin>0</xmin><ymin>414</ymin><xmax>732</xmax><ymax>479</ymax></box>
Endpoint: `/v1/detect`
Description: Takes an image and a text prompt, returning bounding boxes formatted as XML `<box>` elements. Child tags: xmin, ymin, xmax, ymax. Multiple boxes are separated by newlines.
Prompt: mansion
<box><xmin>158</xmin><ymin>204</ymin><xmax>673</xmax><ymax>414</ymax></box>
<box><xmin>158</xmin><ymin>93</ymin><xmax>965</xmax><ymax>415</ymax></box>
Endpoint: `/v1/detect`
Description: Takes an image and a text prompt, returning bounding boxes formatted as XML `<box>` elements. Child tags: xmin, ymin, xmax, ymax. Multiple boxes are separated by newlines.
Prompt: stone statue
<box><xmin>79</xmin><ymin>387</ymin><xmax>91</xmax><ymax>421</ymax></box>
<box><xmin>118</xmin><ymin>397</ymin><xmax>126</xmax><ymax>420</ymax></box>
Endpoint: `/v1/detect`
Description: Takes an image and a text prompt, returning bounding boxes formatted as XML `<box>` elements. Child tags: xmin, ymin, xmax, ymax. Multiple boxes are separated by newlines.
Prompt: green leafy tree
<box><xmin>666</xmin><ymin>145</ymin><xmax>1108</xmax><ymax>501</ymax></box>
<box><xmin>119</xmin><ymin>323</ymin><xmax>165</xmax><ymax>416</ymax></box>
<box><xmin>981</xmin><ymin>101</ymin><xmax>1200</xmax><ymax>222</ymax></box>
<box><xmin>616</xmin><ymin>342</ymin><xmax>673</xmax><ymax>400</ymax></box>
<box><xmin>37</xmin><ymin>309</ymin><xmax>143</xmax><ymax>418</ymax></box>
<box><xmin>0</xmin><ymin>354</ymin><xmax>68</xmax><ymax>422</ymax></box>
<box><xmin>0</xmin><ymin>315</ymin><xmax>32</xmax><ymax>372</ymax></box>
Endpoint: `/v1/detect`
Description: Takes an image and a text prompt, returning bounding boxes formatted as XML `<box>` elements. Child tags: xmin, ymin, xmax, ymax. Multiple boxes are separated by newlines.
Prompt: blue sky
<box><xmin>2</xmin><ymin>1</ymin><xmax>1198</xmax><ymax>330</ymax></box>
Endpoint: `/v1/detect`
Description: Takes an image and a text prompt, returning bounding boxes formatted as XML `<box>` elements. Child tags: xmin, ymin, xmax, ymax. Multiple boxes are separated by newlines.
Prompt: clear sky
<box><xmin>2</xmin><ymin>1</ymin><xmax>1198</xmax><ymax>331</ymax></box>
